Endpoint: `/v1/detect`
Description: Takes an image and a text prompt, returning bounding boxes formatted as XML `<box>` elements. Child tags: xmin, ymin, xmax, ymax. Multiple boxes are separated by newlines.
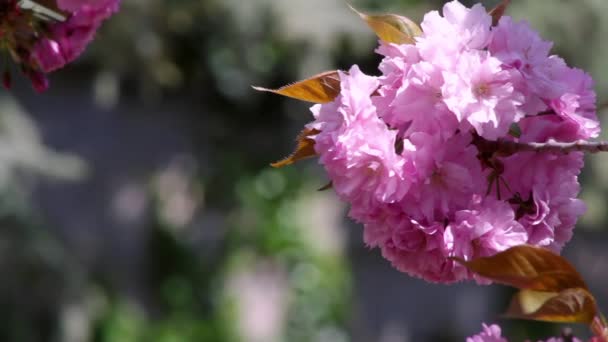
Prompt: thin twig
<box><xmin>497</xmin><ymin>139</ymin><xmax>608</xmax><ymax>154</ymax></box>
<box><xmin>474</xmin><ymin>136</ymin><xmax>608</xmax><ymax>156</ymax></box>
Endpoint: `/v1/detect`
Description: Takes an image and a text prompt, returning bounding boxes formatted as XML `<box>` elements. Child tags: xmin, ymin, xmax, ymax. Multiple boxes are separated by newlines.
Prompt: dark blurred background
<box><xmin>2</xmin><ymin>0</ymin><xmax>608</xmax><ymax>341</ymax></box>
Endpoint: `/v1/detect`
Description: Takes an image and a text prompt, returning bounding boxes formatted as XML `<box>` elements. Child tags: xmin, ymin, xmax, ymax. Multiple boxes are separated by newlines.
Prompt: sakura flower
<box><xmin>446</xmin><ymin>198</ymin><xmax>527</xmax><ymax>282</ymax></box>
<box><xmin>374</xmin><ymin>42</ymin><xmax>422</xmax><ymax>130</ymax></box>
<box><xmin>385</xmin><ymin>60</ymin><xmax>459</xmax><ymax>139</ymax></box>
<box><xmin>418</xmin><ymin>0</ymin><xmax>492</xmax><ymax>68</ymax></box>
<box><xmin>548</xmin><ymin>67</ymin><xmax>599</xmax><ymax>139</ymax></box>
<box><xmin>57</xmin><ymin>0</ymin><xmax>119</xmax><ymax>11</ymax></box>
<box><xmin>442</xmin><ymin>50</ymin><xmax>524</xmax><ymax>139</ymax></box>
<box><xmin>402</xmin><ymin>132</ymin><xmax>485</xmax><ymax>222</ymax></box>
<box><xmin>31</xmin><ymin>2</ymin><xmax>120</xmax><ymax>73</ymax></box>
<box><xmin>0</xmin><ymin>0</ymin><xmax>120</xmax><ymax>90</ymax></box>
<box><xmin>378</xmin><ymin>217</ymin><xmax>452</xmax><ymax>282</ymax></box>
<box><xmin>467</xmin><ymin>323</ymin><xmax>583</xmax><ymax>342</ymax></box>
<box><xmin>308</xmin><ymin>65</ymin><xmax>412</xmax><ymax>204</ymax></box>
<box><xmin>501</xmin><ymin>149</ymin><xmax>586</xmax><ymax>250</ymax></box>
<box><xmin>278</xmin><ymin>0</ymin><xmax>599</xmax><ymax>283</ymax></box>
<box><xmin>489</xmin><ymin>17</ymin><xmax>556</xmax><ymax>114</ymax></box>
<box><xmin>489</xmin><ymin>17</ymin><xmax>553</xmax><ymax>91</ymax></box>
<box><xmin>323</xmin><ymin>117</ymin><xmax>410</xmax><ymax>204</ymax></box>
<box><xmin>467</xmin><ymin>323</ymin><xmax>507</xmax><ymax>342</ymax></box>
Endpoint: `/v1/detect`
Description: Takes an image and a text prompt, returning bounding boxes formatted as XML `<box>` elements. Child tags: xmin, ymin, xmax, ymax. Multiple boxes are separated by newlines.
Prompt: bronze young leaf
<box><xmin>253</xmin><ymin>71</ymin><xmax>341</xmax><ymax>104</ymax></box>
<box><xmin>452</xmin><ymin>245</ymin><xmax>587</xmax><ymax>291</ymax></box>
<box><xmin>504</xmin><ymin>288</ymin><xmax>597</xmax><ymax>324</ymax></box>
<box><xmin>488</xmin><ymin>0</ymin><xmax>511</xmax><ymax>26</ymax></box>
<box><xmin>455</xmin><ymin>245</ymin><xmax>601</xmax><ymax>325</ymax></box>
<box><xmin>270</xmin><ymin>128</ymin><xmax>319</xmax><ymax>168</ymax></box>
<box><xmin>349</xmin><ymin>5</ymin><xmax>422</xmax><ymax>45</ymax></box>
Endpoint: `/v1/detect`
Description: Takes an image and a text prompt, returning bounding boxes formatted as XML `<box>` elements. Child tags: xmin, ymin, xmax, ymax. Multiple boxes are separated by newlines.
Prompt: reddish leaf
<box><xmin>452</xmin><ymin>245</ymin><xmax>587</xmax><ymax>291</ymax></box>
<box><xmin>349</xmin><ymin>5</ymin><xmax>422</xmax><ymax>45</ymax></box>
<box><xmin>253</xmin><ymin>71</ymin><xmax>341</xmax><ymax>103</ymax></box>
<box><xmin>317</xmin><ymin>181</ymin><xmax>333</xmax><ymax>191</ymax></box>
<box><xmin>504</xmin><ymin>288</ymin><xmax>597</xmax><ymax>324</ymax></box>
<box><xmin>270</xmin><ymin>128</ymin><xmax>319</xmax><ymax>168</ymax></box>
<box><xmin>489</xmin><ymin>0</ymin><xmax>510</xmax><ymax>26</ymax></box>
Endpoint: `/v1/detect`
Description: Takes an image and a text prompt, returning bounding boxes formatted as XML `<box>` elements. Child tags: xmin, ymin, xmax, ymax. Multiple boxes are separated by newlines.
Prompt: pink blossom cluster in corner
<box><xmin>306</xmin><ymin>0</ymin><xmax>598</xmax><ymax>283</ymax></box>
<box><xmin>467</xmin><ymin>323</ymin><xmax>582</xmax><ymax>342</ymax></box>
<box><xmin>0</xmin><ymin>0</ymin><xmax>120</xmax><ymax>91</ymax></box>
<box><xmin>30</xmin><ymin>0</ymin><xmax>120</xmax><ymax>88</ymax></box>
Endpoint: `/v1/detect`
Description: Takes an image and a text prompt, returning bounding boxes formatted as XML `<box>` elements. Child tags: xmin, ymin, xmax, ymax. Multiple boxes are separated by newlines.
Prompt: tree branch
<box><xmin>473</xmin><ymin>135</ymin><xmax>608</xmax><ymax>157</ymax></box>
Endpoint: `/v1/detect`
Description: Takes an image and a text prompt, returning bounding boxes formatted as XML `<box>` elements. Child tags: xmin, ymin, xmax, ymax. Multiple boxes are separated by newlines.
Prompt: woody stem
<box><xmin>472</xmin><ymin>133</ymin><xmax>608</xmax><ymax>157</ymax></box>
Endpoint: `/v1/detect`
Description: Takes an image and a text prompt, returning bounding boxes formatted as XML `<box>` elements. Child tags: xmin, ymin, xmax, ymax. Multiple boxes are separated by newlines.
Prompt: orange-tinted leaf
<box><xmin>520</xmin><ymin>271</ymin><xmax>589</xmax><ymax>292</ymax></box>
<box><xmin>504</xmin><ymin>288</ymin><xmax>597</xmax><ymax>324</ymax></box>
<box><xmin>452</xmin><ymin>245</ymin><xmax>587</xmax><ymax>291</ymax></box>
<box><xmin>489</xmin><ymin>0</ymin><xmax>510</xmax><ymax>26</ymax></box>
<box><xmin>271</xmin><ymin>128</ymin><xmax>319</xmax><ymax>168</ymax></box>
<box><xmin>349</xmin><ymin>5</ymin><xmax>422</xmax><ymax>45</ymax></box>
<box><xmin>253</xmin><ymin>71</ymin><xmax>341</xmax><ymax>103</ymax></box>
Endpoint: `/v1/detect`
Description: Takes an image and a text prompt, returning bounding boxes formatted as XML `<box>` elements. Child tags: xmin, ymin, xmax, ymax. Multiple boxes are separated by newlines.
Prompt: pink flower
<box><xmin>489</xmin><ymin>16</ymin><xmax>553</xmax><ymax>92</ymax></box>
<box><xmin>467</xmin><ymin>323</ymin><xmax>583</xmax><ymax>342</ymax></box>
<box><xmin>57</xmin><ymin>0</ymin><xmax>119</xmax><ymax>11</ymax></box>
<box><xmin>1</xmin><ymin>0</ymin><xmax>120</xmax><ymax>90</ymax></box>
<box><xmin>27</xmin><ymin>70</ymin><xmax>50</xmax><ymax>93</ymax></box>
<box><xmin>418</xmin><ymin>0</ymin><xmax>492</xmax><ymax>68</ymax></box>
<box><xmin>446</xmin><ymin>198</ymin><xmax>527</xmax><ymax>282</ymax></box>
<box><xmin>501</xmin><ymin>151</ymin><xmax>586</xmax><ymax>251</ymax></box>
<box><xmin>374</xmin><ymin>43</ymin><xmax>421</xmax><ymax>126</ymax></box>
<box><xmin>32</xmin><ymin>3</ymin><xmax>120</xmax><ymax>73</ymax></box>
<box><xmin>402</xmin><ymin>132</ymin><xmax>485</xmax><ymax>222</ymax></box>
<box><xmin>30</xmin><ymin>40</ymin><xmax>65</xmax><ymax>72</ymax></box>
<box><xmin>548</xmin><ymin>67</ymin><xmax>599</xmax><ymax>139</ymax></box>
<box><xmin>376</xmin><ymin>215</ymin><xmax>452</xmax><ymax>282</ymax></box>
<box><xmin>489</xmin><ymin>17</ymin><xmax>554</xmax><ymax>114</ymax></box>
<box><xmin>384</xmin><ymin>60</ymin><xmax>459</xmax><ymax>139</ymax></box>
<box><xmin>376</xmin><ymin>42</ymin><xmax>421</xmax><ymax>84</ymax></box>
<box><xmin>442</xmin><ymin>50</ymin><xmax>524</xmax><ymax>139</ymax></box>
<box><xmin>498</xmin><ymin>116</ymin><xmax>587</xmax><ymax>250</ymax></box>
<box><xmin>324</xmin><ymin>118</ymin><xmax>410</xmax><ymax>203</ymax></box>
<box><xmin>467</xmin><ymin>323</ymin><xmax>507</xmax><ymax>342</ymax></box>
<box><xmin>490</xmin><ymin>17</ymin><xmax>552</xmax><ymax>61</ymax></box>
<box><xmin>308</xmin><ymin>65</ymin><xmax>413</xmax><ymax>204</ymax></box>
<box><xmin>299</xmin><ymin>0</ymin><xmax>598</xmax><ymax>283</ymax></box>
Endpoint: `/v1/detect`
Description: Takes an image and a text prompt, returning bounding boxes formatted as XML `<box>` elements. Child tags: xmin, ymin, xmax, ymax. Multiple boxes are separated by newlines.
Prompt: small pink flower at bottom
<box><xmin>467</xmin><ymin>323</ymin><xmax>507</xmax><ymax>342</ymax></box>
<box><xmin>467</xmin><ymin>323</ymin><xmax>584</xmax><ymax>342</ymax></box>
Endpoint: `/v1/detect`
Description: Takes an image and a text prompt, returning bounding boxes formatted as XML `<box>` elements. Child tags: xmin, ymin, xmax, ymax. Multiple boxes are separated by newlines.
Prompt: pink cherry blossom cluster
<box><xmin>307</xmin><ymin>1</ymin><xmax>598</xmax><ymax>283</ymax></box>
<box><xmin>467</xmin><ymin>323</ymin><xmax>582</xmax><ymax>342</ymax></box>
<box><xmin>0</xmin><ymin>0</ymin><xmax>119</xmax><ymax>91</ymax></box>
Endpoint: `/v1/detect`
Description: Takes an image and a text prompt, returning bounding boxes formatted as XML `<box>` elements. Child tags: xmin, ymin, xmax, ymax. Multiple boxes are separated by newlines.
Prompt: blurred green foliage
<box><xmin>91</xmin><ymin>168</ymin><xmax>351</xmax><ymax>342</ymax></box>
